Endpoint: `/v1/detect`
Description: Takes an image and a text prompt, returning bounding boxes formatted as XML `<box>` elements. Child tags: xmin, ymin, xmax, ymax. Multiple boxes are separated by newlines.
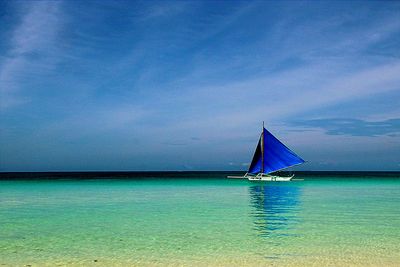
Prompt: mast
<box><xmin>248</xmin><ymin>121</ymin><xmax>305</xmax><ymax>175</ymax></box>
<box><xmin>261</xmin><ymin>121</ymin><xmax>264</xmax><ymax>174</ymax></box>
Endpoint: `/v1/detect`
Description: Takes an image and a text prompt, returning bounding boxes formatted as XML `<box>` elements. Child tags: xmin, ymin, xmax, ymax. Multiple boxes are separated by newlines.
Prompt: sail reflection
<box><xmin>249</xmin><ymin>184</ymin><xmax>301</xmax><ymax>237</ymax></box>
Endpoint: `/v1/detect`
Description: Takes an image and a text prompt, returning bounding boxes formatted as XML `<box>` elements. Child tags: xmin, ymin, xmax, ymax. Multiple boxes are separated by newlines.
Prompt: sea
<box><xmin>0</xmin><ymin>171</ymin><xmax>399</xmax><ymax>266</ymax></box>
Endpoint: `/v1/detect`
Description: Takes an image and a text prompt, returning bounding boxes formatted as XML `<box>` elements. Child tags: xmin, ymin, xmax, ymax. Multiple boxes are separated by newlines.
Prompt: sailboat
<box><xmin>228</xmin><ymin>122</ymin><xmax>305</xmax><ymax>182</ymax></box>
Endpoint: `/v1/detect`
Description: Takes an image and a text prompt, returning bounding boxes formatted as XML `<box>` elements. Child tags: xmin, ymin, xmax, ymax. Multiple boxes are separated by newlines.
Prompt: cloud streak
<box><xmin>148</xmin><ymin>60</ymin><xmax>400</xmax><ymax>139</ymax></box>
<box><xmin>290</xmin><ymin>118</ymin><xmax>400</xmax><ymax>137</ymax></box>
<box><xmin>0</xmin><ymin>1</ymin><xmax>62</xmax><ymax>109</ymax></box>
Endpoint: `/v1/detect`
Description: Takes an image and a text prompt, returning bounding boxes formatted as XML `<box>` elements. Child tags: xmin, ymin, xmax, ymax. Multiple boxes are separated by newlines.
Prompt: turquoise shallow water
<box><xmin>0</xmin><ymin>173</ymin><xmax>399</xmax><ymax>266</ymax></box>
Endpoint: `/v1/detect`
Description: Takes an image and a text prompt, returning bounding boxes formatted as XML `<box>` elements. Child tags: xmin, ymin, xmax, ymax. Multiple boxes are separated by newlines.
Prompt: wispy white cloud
<box><xmin>290</xmin><ymin>118</ymin><xmax>400</xmax><ymax>137</ymax></box>
<box><xmin>142</xmin><ymin>59</ymin><xmax>400</xmax><ymax>141</ymax></box>
<box><xmin>39</xmin><ymin>104</ymin><xmax>148</xmax><ymax>140</ymax></box>
<box><xmin>0</xmin><ymin>0</ymin><xmax>62</xmax><ymax>109</ymax></box>
<box><xmin>142</xmin><ymin>2</ymin><xmax>190</xmax><ymax>20</ymax></box>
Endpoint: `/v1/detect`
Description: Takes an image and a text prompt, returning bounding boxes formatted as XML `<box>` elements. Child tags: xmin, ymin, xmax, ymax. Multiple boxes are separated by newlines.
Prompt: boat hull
<box><xmin>227</xmin><ymin>173</ymin><xmax>294</xmax><ymax>182</ymax></box>
<box><xmin>247</xmin><ymin>174</ymin><xmax>294</xmax><ymax>182</ymax></box>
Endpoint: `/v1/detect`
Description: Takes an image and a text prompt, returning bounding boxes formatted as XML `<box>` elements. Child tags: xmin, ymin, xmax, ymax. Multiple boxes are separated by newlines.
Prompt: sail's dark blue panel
<box><xmin>263</xmin><ymin>128</ymin><xmax>304</xmax><ymax>174</ymax></box>
<box><xmin>248</xmin><ymin>137</ymin><xmax>262</xmax><ymax>174</ymax></box>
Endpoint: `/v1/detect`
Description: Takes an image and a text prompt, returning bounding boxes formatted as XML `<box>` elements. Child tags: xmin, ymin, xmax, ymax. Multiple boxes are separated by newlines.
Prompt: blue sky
<box><xmin>0</xmin><ymin>0</ymin><xmax>399</xmax><ymax>171</ymax></box>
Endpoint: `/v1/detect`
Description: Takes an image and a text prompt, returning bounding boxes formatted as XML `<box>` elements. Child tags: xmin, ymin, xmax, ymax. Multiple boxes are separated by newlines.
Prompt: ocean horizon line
<box><xmin>1</xmin><ymin>170</ymin><xmax>399</xmax><ymax>180</ymax></box>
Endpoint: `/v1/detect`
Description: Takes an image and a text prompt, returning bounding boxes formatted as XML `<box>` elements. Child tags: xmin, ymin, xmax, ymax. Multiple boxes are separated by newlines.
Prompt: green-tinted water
<box><xmin>0</xmin><ymin>175</ymin><xmax>399</xmax><ymax>266</ymax></box>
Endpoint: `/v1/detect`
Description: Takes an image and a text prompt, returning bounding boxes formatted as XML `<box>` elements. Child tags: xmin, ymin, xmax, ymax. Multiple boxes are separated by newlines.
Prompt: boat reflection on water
<box><xmin>249</xmin><ymin>184</ymin><xmax>301</xmax><ymax>237</ymax></box>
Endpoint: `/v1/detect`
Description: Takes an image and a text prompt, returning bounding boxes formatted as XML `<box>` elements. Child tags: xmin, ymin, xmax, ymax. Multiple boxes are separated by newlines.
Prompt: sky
<box><xmin>0</xmin><ymin>0</ymin><xmax>400</xmax><ymax>172</ymax></box>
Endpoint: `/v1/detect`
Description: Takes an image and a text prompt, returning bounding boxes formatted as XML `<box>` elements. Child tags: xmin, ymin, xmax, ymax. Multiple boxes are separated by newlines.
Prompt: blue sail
<box><xmin>263</xmin><ymin>128</ymin><xmax>304</xmax><ymax>174</ymax></box>
<box><xmin>248</xmin><ymin>128</ymin><xmax>304</xmax><ymax>175</ymax></box>
<box><xmin>248</xmin><ymin>136</ymin><xmax>262</xmax><ymax>174</ymax></box>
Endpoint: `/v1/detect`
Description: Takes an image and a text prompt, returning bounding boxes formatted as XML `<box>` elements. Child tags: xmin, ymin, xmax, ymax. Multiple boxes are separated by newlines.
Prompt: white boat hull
<box><xmin>247</xmin><ymin>174</ymin><xmax>294</xmax><ymax>182</ymax></box>
<box><xmin>227</xmin><ymin>173</ymin><xmax>294</xmax><ymax>182</ymax></box>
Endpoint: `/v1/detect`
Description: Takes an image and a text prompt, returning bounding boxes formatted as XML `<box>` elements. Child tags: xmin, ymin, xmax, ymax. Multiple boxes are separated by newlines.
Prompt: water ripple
<box><xmin>248</xmin><ymin>185</ymin><xmax>301</xmax><ymax>238</ymax></box>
